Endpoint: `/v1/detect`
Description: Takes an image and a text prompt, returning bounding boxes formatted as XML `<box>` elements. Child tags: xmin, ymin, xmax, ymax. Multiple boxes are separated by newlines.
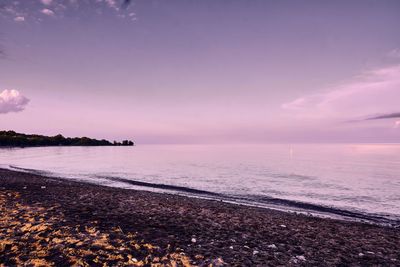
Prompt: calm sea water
<box><xmin>1</xmin><ymin>144</ymin><xmax>399</xmax><ymax>224</ymax></box>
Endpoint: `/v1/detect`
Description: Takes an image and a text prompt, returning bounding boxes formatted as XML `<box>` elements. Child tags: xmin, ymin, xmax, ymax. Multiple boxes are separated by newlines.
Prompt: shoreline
<box><xmin>1</xmin><ymin>168</ymin><xmax>399</xmax><ymax>265</ymax></box>
<box><xmin>7</xmin><ymin>165</ymin><xmax>400</xmax><ymax>227</ymax></box>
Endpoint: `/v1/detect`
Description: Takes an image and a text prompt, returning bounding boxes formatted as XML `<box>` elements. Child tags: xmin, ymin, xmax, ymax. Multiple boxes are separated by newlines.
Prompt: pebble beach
<box><xmin>1</xmin><ymin>168</ymin><xmax>399</xmax><ymax>266</ymax></box>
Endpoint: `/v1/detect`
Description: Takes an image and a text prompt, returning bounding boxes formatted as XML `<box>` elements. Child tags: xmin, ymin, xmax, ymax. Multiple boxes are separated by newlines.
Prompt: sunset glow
<box><xmin>1</xmin><ymin>0</ymin><xmax>399</xmax><ymax>143</ymax></box>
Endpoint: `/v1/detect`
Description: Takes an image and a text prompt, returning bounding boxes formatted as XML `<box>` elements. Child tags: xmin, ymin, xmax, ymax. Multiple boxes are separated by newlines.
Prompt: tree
<box><xmin>0</xmin><ymin>131</ymin><xmax>134</xmax><ymax>147</ymax></box>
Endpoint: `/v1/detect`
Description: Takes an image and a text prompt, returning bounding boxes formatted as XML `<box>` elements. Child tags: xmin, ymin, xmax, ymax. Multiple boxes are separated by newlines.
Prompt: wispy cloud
<box><xmin>0</xmin><ymin>90</ymin><xmax>30</xmax><ymax>114</ymax></box>
<box><xmin>40</xmin><ymin>0</ymin><xmax>53</xmax><ymax>6</ymax></box>
<box><xmin>366</xmin><ymin>112</ymin><xmax>400</xmax><ymax>120</ymax></box>
<box><xmin>41</xmin><ymin>8</ymin><xmax>55</xmax><ymax>16</ymax></box>
<box><xmin>282</xmin><ymin>64</ymin><xmax>400</xmax><ymax>121</ymax></box>
<box><xmin>14</xmin><ymin>16</ymin><xmax>25</xmax><ymax>22</ymax></box>
<box><xmin>1</xmin><ymin>0</ymin><xmax>134</xmax><ymax>23</ymax></box>
<box><xmin>105</xmin><ymin>0</ymin><xmax>119</xmax><ymax>10</ymax></box>
<box><xmin>346</xmin><ymin>112</ymin><xmax>400</xmax><ymax>124</ymax></box>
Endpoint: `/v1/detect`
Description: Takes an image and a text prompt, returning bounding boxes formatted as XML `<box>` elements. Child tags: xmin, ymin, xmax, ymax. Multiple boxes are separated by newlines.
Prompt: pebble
<box><xmin>366</xmin><ymin>251</ymin><xmax>375</xmax><ymax>255</ymax></box>
<box><xmin>296</xmin><ymin>255</ymin><xmax>306</xmax><ymax>261</ymax></box>
<box><xmin>291</xmin><ymin>255</ymin><xmax>306</xmax><ymax>263</ymax></box>
<box><xmin>41</xmin><ymin>186</ymin><xmax>46</xmax><ymax>189</ymax></box>
<box><xmin>3</xmin><ymin>169</ymin><xmax>399</xmax><ymax>266</ymax></box>
<box><xmin>211</xmin><ymin>258</ymin><xmax>225</xmax><ymax>267</ymax></box>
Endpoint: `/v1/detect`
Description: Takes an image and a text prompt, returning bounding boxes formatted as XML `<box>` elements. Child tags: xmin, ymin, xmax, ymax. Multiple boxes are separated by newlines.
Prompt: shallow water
<box><xmin>1</xmin><ymin>144</ymin><xmax>399</xmax><ymax>223</ymax></box>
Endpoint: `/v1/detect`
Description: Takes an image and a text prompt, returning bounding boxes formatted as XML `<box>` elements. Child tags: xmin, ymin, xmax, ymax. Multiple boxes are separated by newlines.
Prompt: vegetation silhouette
<box><xmin>0</xmin><ymin>131</ymin><xmax>134</xmax><ymax>147</ymax></box>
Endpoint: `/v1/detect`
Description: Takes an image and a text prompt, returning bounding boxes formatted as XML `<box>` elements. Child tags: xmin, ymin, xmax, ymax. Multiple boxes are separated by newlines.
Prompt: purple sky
<box><xmin>0</xmin><ymin>0</ymin><xmax>400</xmax><ymax>143</ymax></box>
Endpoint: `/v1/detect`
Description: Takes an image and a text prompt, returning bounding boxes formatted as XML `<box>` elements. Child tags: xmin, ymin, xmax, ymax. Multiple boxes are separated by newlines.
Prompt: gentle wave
<box><xmin>2</xmin><ymin>144</ymin><xmax>400</xmax><ymax>227</ymax></box>
<box><xmin>6</xmin><ymin>164</ymin><xmax>400</xmax><ymax>227</ymax></box>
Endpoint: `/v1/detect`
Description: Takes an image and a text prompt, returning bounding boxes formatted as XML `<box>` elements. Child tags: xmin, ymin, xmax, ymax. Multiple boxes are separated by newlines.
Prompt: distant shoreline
<box><xmin>1</xmin><ymin>168</ymin><xmax>399</xmax><ymax>265</ymax></box>
<box><xmin>0</xmin><ymin>130</ymin><xmax>134</xmax><ymax>147</ymax></box>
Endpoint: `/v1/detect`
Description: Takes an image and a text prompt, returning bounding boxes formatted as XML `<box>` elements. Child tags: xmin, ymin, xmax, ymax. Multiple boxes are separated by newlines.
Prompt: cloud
<box><xmin>366</xmin><ymin>112</ymin><xmax>400</xmax><ymax>120</ymax></box>
<box><xmin>14</xmin><ymin>16</ymin><xmax>25</xmax><ymax>22</ymax></box>
<box><xmin>346</xmin><ymin>112</ymin><xmax>400</xmax><ymax>124</ymax></box>
<box><xmin>282</xmin><ymin>64</ymin><xmax>400</xmax><ymax>121</ymax></box>
<box><xmin>2</xmin><ymin>1</ymin><xmax>135</xmax><ymax>23</ymax></box>
<box><xmin>122</xmin><ymin>0</ymin><xmax>133</xmax><ymax>9</ymax></box>
<box><xmin>105</xmin><ymin>0</ymin><xmax>118</xmax><ymax>10</ymax></box>
<box><xmin>0</xmin><ymin>90</ymin><xmax>30</xmax><ymax>114</ymax></box>
<box><xmin>40</xmin><ymin>0</ymin><xmax>53</xmax><ymax>5</ymax></box>
<box><xmin>41</xmin><ymin>8</ymin><xmax>55</xmax><ymax>16</ymax></box>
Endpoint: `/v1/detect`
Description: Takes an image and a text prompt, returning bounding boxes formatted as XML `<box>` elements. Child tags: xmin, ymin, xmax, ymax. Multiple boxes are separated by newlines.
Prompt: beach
<box><xmin>1</xmin><ymin>168</ymin><xmax>399</xmax><ymax>266</ymax></box>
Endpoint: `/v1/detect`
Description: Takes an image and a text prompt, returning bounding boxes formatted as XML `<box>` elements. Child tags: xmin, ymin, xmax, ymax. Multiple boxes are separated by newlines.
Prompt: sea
<box><xmin>1</xmin><ymin>143</ymin><xmax>399</xmax><ymax>226</ymax></box>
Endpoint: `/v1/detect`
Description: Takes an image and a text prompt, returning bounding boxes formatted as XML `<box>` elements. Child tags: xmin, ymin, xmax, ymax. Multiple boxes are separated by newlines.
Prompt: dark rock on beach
<box><xmin>0</xmin><ymin>168</ymin><xmax>399</xmax><ymax>266</ymax></box>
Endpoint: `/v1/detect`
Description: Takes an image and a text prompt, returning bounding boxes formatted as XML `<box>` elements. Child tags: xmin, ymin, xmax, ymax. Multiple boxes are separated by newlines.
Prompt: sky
<box><xmin>0</xmin><ymin>0</ymin><xmax>399</xmax><ymax>144</ymax></box>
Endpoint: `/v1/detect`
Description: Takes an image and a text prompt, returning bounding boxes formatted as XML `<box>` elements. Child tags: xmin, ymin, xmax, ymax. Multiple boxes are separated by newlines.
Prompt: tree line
<box><xmin>0</xmin><ymin>131</ymin><xmax>134</xmax><ymax>147</ymax></box>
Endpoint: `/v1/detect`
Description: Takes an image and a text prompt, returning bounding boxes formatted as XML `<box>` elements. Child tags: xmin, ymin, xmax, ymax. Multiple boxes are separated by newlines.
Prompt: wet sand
<box><xmin>0</xmin><ymin>168</ymin><xmax>399</xmax><ymax>266</ymax></box>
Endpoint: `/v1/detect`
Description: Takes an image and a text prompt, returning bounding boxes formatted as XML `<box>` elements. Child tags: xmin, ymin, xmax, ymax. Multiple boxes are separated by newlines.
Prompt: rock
<box><xmin>291</xmin><ymin>255</ymin><xmax>306</xmax><ymax>263</ymax></box>
<box><xmin>280</xmin><ymin>224</ymin><xmax>286</xmax><ymax>228</ymax></box>
<box><xmin>366</xmin><ymin>251</ymin><xmax>375</xmax><ymax>255</ymax></box>
<box><xmin>229</xmin><ymin>246</ymin><xmax>234</xmax><ymax>249</ymax></box>
<box><xmin>253</xmin><ymin>250</ymin><xmax>259</xmax><ymax>255</ymax></box>
<box><xmin>267</xmin><ymin>244</ymin><xmax>277</xmax><ymax>249</ymax></box>
<box><xmin>191</xmin><ymin>238</ymin><xmax>196</xmax><ymax>243</ymax></box>
<box><xmin>296</xmin><ymin>255</ymin><xmax>306</xmax><ymax>261</ymax></box>
<box><xmin>244</xmin><ymin>245</ymin><xmax>250</xmax><ymax>249</ymax></box>
<box><xmin>210</xmin><ymin>258</ymin><xmax>225</xmax><ymax>267</ymax></box>
<box><xmin>195</xmin><ymin>255</ymin><xmax>204</xmax><ymax>260</ymax></box>
<box><xmin>358</xmin><ymin>253</ymin><xmax>364</xmax><ymax>257</ymax></box>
